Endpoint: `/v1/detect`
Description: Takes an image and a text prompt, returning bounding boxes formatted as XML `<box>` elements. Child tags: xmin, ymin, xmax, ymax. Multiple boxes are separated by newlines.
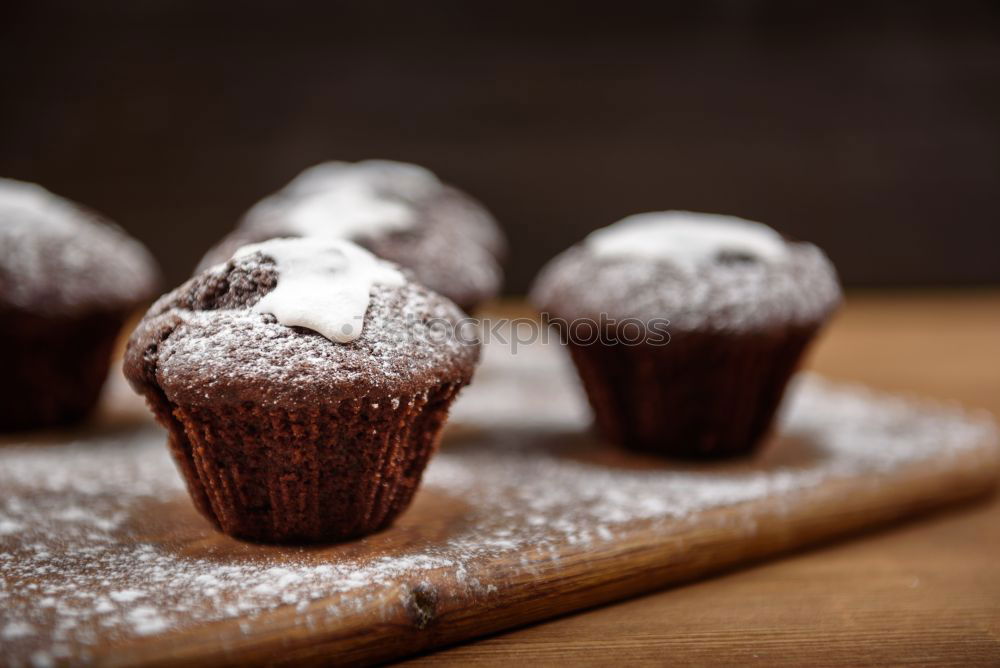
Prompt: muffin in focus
<box><xmin>0</xmin><ymin>178</ymin><xmax>159</xmax><ymax>431</ymax></box>
<box><xmin>125</xmin><ymin>237</ymin><xmax>479</xmax><ymax>543</ymax></box>
<box><xmin>197</xmin><ymin>159</ymin><xmax>505</xmax><ymax>312</ymax></box>
<box><xmin>531</xmin><ymin>211</ymin><xmax>841</xmax><ymax>459</ymax></box>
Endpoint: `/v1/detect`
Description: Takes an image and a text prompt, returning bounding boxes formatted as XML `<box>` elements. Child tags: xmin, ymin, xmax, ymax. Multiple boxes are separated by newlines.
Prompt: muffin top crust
<box><xmin>126</xmin><ymin>238</ymin><xmax>480</xmax><ymax>408</ymax></box>
<box><xmin>0</xmin><ymin>178</ymin><xmax>159</xmax><ymax>315</ymax></box>
<box><xmin>196</xmin><ymin>160</ymin><xmax>505</xmax><ymax>311</ymax></box>
<box><xmin>531</xmin><ymin>211</ymin><xmax>841</xmax><ymax>333</ymax></box>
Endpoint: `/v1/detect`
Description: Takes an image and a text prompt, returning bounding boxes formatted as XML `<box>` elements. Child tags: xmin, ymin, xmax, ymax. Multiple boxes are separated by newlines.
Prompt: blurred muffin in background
<box><xmin>197</xmin><ymin>160</ymin><xmax>505</xmax><ymax>312</ymax></box>
<box><xmin>531</xmin><ymin>211</ymin><xmax>841</xmax><ymax>459</ymax></box>
<box><xmin>0</xmin><ymin>178</ymin><xmax>159</xmax><ymax>431</ymax></box>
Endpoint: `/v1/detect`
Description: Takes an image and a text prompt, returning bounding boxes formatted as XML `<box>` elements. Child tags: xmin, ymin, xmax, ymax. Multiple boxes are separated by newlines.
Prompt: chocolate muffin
<box><xmin>197</xmin><ymin>160</ymin><xmax>505</xmax><ymax>312</ymax></box>
<box><xmin>0</xmin><ymin>177</ymin><xmax>159</xmax><ymax>431</ymax></box>
<box><xmin>125</xmin><ymin>237</ymin><xmax>480</xmax><ymax>543</ymax></box>
<box><xmin>531</xmin><ymin>211</ymin><xmax>841</xmax><ymax>459</ymax></box>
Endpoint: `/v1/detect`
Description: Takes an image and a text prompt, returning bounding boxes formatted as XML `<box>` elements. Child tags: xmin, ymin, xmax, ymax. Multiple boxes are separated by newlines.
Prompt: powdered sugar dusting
<box><xmin>1</xmin><ymin>337</ymin><xmax>995</xmax><ymax>664</ymax></box>
<box><xmin>0</xmin><ymin>177</ymin><xmax>158</xmax><ymax>314</ymax></box>
<box><xmin>587</xmin><ymin>211</ymin><xmax>788</xmax><ymax>270</ymax></box>
<box><xmin>140</xmin><ymin>253</ymin><xmax>478</xmax><ymax>406</ymax></box>
<box><xmin>532</xmin><ymin>228</ymin><xmax>840</xmax><ymax>332</ymax></box>
<box><xmin>195</xmin><ymin>161</ymin><xmax>504</xmax><ymax>310</ymax></box>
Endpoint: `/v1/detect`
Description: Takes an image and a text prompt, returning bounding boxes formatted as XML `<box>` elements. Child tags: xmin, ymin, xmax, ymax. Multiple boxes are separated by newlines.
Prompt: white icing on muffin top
<box><xmin>248</xmin><ymin>160</ymin><xmax>443</xmax><ymax>242</ymax></box>
<box><xmin>281</xmin><ymin>183</ymin><xmax>414</xmax><ymax>239</ymax></box>
<box><xmin>533</xmin><ymin>211</ymin><xmax>841</xmax><ymax>332</ymax></box>
<box><xmin>285</xmin><ymin>160</ymin><xmax>441</xmax><ymax>200</ymax></box>
<box><xmin>586</xmin><ymin>211</ymin><xmax>788</xmax><ymax>271</ymax></box>
<box><xmin>234</xmin><ymin>237</ymin><xmax>405</xmax><ymax>343</ymax></box>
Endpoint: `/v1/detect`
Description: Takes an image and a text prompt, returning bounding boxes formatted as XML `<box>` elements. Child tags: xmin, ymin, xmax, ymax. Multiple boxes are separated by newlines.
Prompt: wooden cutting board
<box><xmin>1</xmin><ymin>338</ymin><xmax>997</xmax><ymax>667</ymax></box>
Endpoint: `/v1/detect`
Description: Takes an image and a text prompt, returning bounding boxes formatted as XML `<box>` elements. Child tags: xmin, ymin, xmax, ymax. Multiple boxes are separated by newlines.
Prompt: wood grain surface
<box><xmin>403</xmin><ymin>291</ymin><xmax>1000</xmax><ymax>666</ymax></box>
<box><xmin>3</xmin><ymin>292</ymin><xmax>998</xmax><ymax>666</ymax></box>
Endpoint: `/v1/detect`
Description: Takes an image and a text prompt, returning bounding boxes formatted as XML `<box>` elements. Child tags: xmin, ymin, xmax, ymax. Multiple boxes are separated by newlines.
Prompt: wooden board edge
<box><xmin>102</xmin><ymin>443</ymin><xmax>1000</xmax><ymax>667</ymax></box>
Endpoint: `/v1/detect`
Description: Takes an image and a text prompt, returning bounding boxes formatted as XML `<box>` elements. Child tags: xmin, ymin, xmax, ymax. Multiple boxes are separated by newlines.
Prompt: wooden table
<box><xmin>402</xmin><ymin>291</ymin><xmax>1000</xmax><ymax>666</ymax></box>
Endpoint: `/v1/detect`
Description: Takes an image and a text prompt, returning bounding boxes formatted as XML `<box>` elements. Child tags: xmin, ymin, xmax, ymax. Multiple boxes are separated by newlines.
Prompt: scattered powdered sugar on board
<box><xmin>1</xmin><ymin>337</ymin><xmax>996</xmax><ymax>665</ymax></box>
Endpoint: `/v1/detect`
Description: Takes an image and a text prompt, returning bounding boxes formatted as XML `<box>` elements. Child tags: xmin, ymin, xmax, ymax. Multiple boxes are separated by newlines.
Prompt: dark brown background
<box><xmin>3</xmin><ymin>0</ymin><xmax>999</xmax><ymax>293</ymax></box>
